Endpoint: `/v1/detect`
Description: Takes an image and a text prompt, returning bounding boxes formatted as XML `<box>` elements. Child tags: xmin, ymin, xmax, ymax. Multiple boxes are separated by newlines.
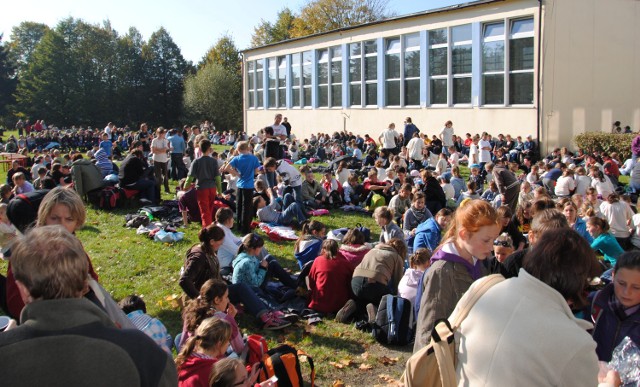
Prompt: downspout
<box><xmin>240</xmin><ymin>52</ymin><xmax>246</xmax><ymax>134</ymax></box>
<box><xmin>536</xmin><ymin>0</ymin><xmax>543</xmax><ymax>153</ymax></box>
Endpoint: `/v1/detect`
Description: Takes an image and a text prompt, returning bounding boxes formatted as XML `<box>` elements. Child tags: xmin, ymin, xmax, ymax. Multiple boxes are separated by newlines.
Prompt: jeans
<box><xmin>170</xmin><ymin>153</ymin><xmax>188</xmax><ymax>180</ymax></box>
<box><xmin>153</xmin><ymin>161</ymin><xmax>170</xmax><ymax>192</ymax></box>
<box><xmin>265</xmin><ymin>255</ymin><xmax>297</xmax><ymax>289</ymax></box>
<box><xmin>283</xmin><ymin>184</ymin><xmax>303</xmax><ymax>206</ymax></box>
<box><xmin>278</xmin><ymin>193</ymin><xmax>307</xmax><ymax>225</ymax></box>
<box><xmin>228</xmin><ymin>282</ymin><xmax>267</xmax><ymax>317</ymax></box>
<box><xmin>237</xmin><ymin>188</ymin><xmax>254</xmax><ymax>234</ymax></box>
<box><xmin>125</xmin><ymin>179</ymin><xmax>157</xmax><ymax>203</ymax></box>
<box><xmin>351</xmin><ymin>276</ymin><xmax>389</xmax><ymax>309</ymax></box>
<box><xmin>196</xmin><ymin>187</ymin><xmax>217</xmax><ymax>227</ymax></box>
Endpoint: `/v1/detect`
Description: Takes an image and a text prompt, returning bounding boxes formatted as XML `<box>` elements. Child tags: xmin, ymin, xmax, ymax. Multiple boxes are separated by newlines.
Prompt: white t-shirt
<box><xmin>407</xmin><ymin>137</ymin><xmax>424</xmax><ymax>160</ymax></box>
<box><xmin>554</xmin><ymin>176</ymin><xmax>575</xmax><ymax>196</ymax></box>
<box><xmin>380</xmin><ymin>128</ymin><xmax>400</xmax><ymax>149</ymax></box>
<box><xmin>469</xmin><ymin>143</ymin><xmax>479</xmax><ymax>164</ymax></box>
<box><xmin>151</xmin><ymin>137</ymin><xmax>169</xmax><ymax>163</ymax></box>
<box><xmin>272</xmin><ymin>124</ymin><xmax>287</xmax><ymax>138</ymax></box>
<box><xmin>591</xmin><ymin>178</ymin><xmax>614</xmax><ymax>199</ymax></box>
<box><xmin>441</xmin><ymin>183</ymin><xmax>455</xmax><ymax>200</ymax></box>
<box><xmin>276</xmin><ymin>161</ymin><xmax>302</xmax><ymax>187</ymax></box>
<box><xmin>440</xmin><ymin>126</ymin><xmax>454</xmax><ymax>146</ymax></box>
<box><xmin>335</xmin><ymin>168</ymin><xmax>352</xmax><ymax>186</ymax></box>
<box><xmin>600</xmin><ymin>201</ymin><xmax>634</xmax><ymax>238</ymax></box>
<box><xmin>448</xmin><ymin>152</ymin><xmax>460</xmax><ymax>168</ymax></box>
<box><xmin>574</xmin><ymin>175</ymin><xmax>592</xmax><ymax>196</ymax></box>
<box><xmin>479</xmin><ymin>140</ymin><xmax>492</xmax><ymax>163</ymax></box>
<box><xmin>630</xmin><ymin>213</ymin><xmax>640</xmax><ymax>248</ymax></box>
<box><xmin>526</xmin><ymin>171</ymin><xmax>538</xmax><ymax>185</ymax></box>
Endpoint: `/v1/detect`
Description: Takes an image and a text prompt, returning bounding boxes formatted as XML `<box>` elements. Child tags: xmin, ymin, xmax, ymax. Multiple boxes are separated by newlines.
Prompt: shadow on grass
<box><xmin>81</xmin><ymin>225</ymin><xmax>102</xmax><ymax>234</ymax></box>
<box><xmin>156</xmin><ymin>308</ymin><xmax>183</xmax><ymax>336</ymax></box>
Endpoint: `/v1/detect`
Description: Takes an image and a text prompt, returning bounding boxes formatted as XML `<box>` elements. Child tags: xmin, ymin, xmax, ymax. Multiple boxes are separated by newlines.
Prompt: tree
<box><xmin>201</xmin><ymin>34</ymin><xmax>241</xmax><ymax>75</ymax></box>
<box><xmin>8</xmin><ymin>22</ymin><xmax>49</xmax><ymax>76</ymax></box>
<box><xmin>290</xmin><ymin>0</ymin><xmax>390</xmax><ymax>37</ymax></box>
<box><xmin>251</xmin><ymin>7</ymin><xmax>296</xmax><ymax>47</ymax></box>
<box><xmin>114</xmin><ymin>27</ymin><xmax>147</xmax><ymax>124</ymax></box>
<box><xmin>183</xmin><ymin>61</ymin><xmax>242</xmax><ymax>131</ymax></box>
<box><xmin>142</xmin><ymin>27</ymin><xmax>189</xmax><ymax>127</ymax></box>
<box><xmin>0</xmin><ymin>35</ymin><xmax>18</xmax><ymax>121</ymax></box>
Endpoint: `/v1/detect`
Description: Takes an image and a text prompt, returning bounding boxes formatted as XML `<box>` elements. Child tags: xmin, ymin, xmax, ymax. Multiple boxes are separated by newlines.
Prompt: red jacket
<box><xmin>178</xmin><ymin>355</ymin><xmax>217</xmax><ymax>387</ymax></box>
<box><xmin>308</xmin><ymin>253</ymin><xmax>354</xmax><ymax>314</ymax></box>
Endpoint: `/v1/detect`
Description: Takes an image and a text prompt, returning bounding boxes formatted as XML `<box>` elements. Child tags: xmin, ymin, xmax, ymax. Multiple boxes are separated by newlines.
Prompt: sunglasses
<box><xmin>493</xmin><ymin>240</ymin><xmax>513</xmax><ymax>247</ymax></box>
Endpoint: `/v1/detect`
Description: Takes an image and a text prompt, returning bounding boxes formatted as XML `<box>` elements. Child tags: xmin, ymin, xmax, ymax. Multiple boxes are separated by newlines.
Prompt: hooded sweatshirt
<box><xmin>231</xmin><ymin>252</ymin><xmax>266</xmax><ymax>287</ymax></box>
<box><xmin>398</xmin><ymin>268</ymin><xmax>424</xmax><ymax>306</ymax></box>
<box><xmin>339</xmin><ymin>243</ymin><xmax>372</xmax><ymax>267</ymax></box>
<box><xmin>178</xmin><ymin>354</ymin><xmax>217</xmax><ymax>387</ymax></box>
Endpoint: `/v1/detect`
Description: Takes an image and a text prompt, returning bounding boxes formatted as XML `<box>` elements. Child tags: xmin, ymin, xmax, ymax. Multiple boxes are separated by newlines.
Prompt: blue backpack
<box><xmin>414</xmin><ymin>269</ymin><xmax>428</xmax><ymax>321</ymax></box>
<box><xmin>372</xmin><ymin>295</ymin><xmax>415</xmax><ymax>346</ymax></box>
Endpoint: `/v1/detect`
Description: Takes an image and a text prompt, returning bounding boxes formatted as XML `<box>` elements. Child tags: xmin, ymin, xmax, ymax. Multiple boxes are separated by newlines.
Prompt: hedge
<box><xmin>573</xmin><ymin>132</ymin><xmax>634</xmax><ymax>160</ymax></box>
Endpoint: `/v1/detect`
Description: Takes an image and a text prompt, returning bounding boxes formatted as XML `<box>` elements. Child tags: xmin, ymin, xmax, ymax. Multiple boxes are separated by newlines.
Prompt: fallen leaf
<box><xmin>378</xmin><ymin>356</ymin><xmax>399</xmax><ymax>366</ymax></box>
<box><xmin>329</xmin><ymin>361</ymin><xmax>345</xmax><ymax>369</ymax></box>
<box><xmin>332</xmin><ymin>380</ymin><xmax>345</xmax><ymax>387</ymax></box>
<box><xmin>339</xmin><ymin>358</ymin><xmax>355</xmax><ymax>367</ymax></box>
<box><xmin>378</xmin><ymin>374</ymin><xmax>401</xmax><ymax>385</ymax></box>
<box><xmin>359</xmin><ymin>363</ymin><xmax>373</xmax><ymax>370</ymax></box>
<box><xmin>333</xmin><ymin>332</ymin><xmax>343</xmax><ymax>337</ymax></box>
<box><xmin>360</xmin><ymin>352</ymin><xmax>370</xmax><ymax>360</ymax></box>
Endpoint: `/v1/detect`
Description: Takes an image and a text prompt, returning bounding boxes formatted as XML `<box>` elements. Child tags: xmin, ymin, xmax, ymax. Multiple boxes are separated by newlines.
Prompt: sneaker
<box><xmin>260</xmin><ymin>311</ymin><xmax>291</xmax><ymax>330</ymax></box>
<box><xmin>335</xmin><ymin>299</ymin><xmax>357</xmax><ymax>323</ymax></box>
<box><xmin>366</xmin><ymin>303</ymin><xmax>378</xmax><ymax>324</ymax></box>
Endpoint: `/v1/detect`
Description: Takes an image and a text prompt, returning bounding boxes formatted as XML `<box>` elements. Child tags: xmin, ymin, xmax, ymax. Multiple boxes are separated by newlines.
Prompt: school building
<box><xmin>242</xmin><ymin>0</ymin><xmax>640</xmax><ymax>153</ymax></box>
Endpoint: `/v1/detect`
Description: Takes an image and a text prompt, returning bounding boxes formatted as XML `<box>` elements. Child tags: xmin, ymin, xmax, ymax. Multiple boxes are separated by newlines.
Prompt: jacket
<box><xmin>413</xmin><ymin>217</ymin><xmax>441</xmax><ymax>252</ymax></box>
<box><xmin>414</xmin><ymin>244</ymin><xmax>488</xmax><ymax>352</ymax></box>
<box><xmin>308</xmin><ymin>254</ymin><xmax>354</xmax><ymax>314</ymax></box>
<box><xmin>456</xmin><ymin>269</ymin><xmax>599</xmax><ymax>386</ymax></box>
<box><xmin>353</xmin><ymin>244</ymin><xmax>404</xmax><ymax>291</ymax></box>
<box><xmin>339</xmin><ymin>244</ymin><xmax>371</xmax><ymax>268</ymax></box>
<box><xmin>178</xmin><ymin>355</ymin><xmax>217</xmax><ymax>387</ymax></box>
<box><xmin>179</xmin><ymin>244</ymin><xmax>221</xmax><ymax>299</ymax></box>
<box><xmin>71</xmin><ymin>158</ymin><xmax>106</xmax><ymax>197</ymax></box>
<box><xmin>231</xmin><ymin>252</ymin><xmax>266</xmax><ymax>287</ymax></box>
<box><xmin>301</xmin><ymin>180</ymin><xmax>326</xmax><ymax>201</ymax></box>
<box><xmin>591</xmin><ymin>283</ymin><xmax>640</xmax><ymax>362</ymax></box>
<box><xmin>398</xmin><ymin>268</ymin><xmax>424</xmax><ymax>306</ymax></box>
<box><xmin>0</xmin><ymin>298</ymin><xmax>177</xmax><ymax>387</ymax></box>
<box><xmin>379</xmin><ymin>221</ymin><xmax>405</xmax><ymax>245</ymax></box>
<box><xmin>119</xmin><ymin>154</ymin><xmax>146</xmax><ymax>186</ymax></box>
<box><xmin>294</xmin><ymin>236</ymin><xmax>322</xmax><ymax>268</ymax></box>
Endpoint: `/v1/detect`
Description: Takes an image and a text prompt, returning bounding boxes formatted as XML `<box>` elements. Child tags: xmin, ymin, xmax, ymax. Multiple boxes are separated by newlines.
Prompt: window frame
<box><xmin>508</xmin><ymin>17</ymin><xmax>535</xmax><ymax>106</ymax></box>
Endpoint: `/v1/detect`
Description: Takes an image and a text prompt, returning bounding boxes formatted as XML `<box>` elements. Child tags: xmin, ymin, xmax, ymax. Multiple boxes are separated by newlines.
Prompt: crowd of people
<box><xmin>0</xmin><ymin>113</ymin><xmax>638</xmax><ymax>386</ymax></box>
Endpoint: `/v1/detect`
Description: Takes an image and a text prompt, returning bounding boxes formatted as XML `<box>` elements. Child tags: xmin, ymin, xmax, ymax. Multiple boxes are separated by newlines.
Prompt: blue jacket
<box><xmin>573</xmin><ymin>217</ymin><xmax>593</xmax><ymax>244</ymax></box>
<box><xmin>413</xmin><ymin>217</ymin><xmax>441</xmax><ymax>252</ymax></box>
<box><xmin>231</xmin><ymin>252</ymin><xmax>266</xmax><ymax>287</ymax></box>
<box><xmin>591</xmin><ymin>283</ymin><xmax>640</xmax><ymax>361</ymax></box>
<box><xmin>294</xmin><ymin>238</ymin><xmax>322</xmax><ymax>269</ymax></box>
<box><xmin>591</xmin><ymin>233</ymin><xmax>624</xmax><ymax>266</ymax></box>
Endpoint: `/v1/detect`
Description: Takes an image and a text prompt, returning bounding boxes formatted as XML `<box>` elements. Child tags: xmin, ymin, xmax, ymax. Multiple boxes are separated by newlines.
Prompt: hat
<box><xmin>410</xmin><ymin>170</ymin><xmax>420</xmax><ymax>177</ymax></box>
<box><xmin>527</xmin><ymin>134</ymin><xmax>533</xmax><ymax>139</ymax></box>
<box><xmin>470</xmin><ymin>164</ymin><xmax>481</xmax><ymax>169</ymax></box>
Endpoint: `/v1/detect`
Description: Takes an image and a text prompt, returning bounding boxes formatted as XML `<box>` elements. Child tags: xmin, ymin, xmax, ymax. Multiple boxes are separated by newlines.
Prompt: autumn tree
<box><xmin>291</xmin><ymin>0</ymin><xmax>390</xmax><ymax>37</ymax></box>
<box><xmin>251</xmin><ymin>7</ymin><xmax>296</xmax><ymax>47</ymax></box>
<box><xmin>201</xmin><ymin>34</ymin><xmax>241</xmax><ymax>75</ymax></box>
<box><xmin>8</xmin><ymin>22</ymin><xmax>49</xmax><ymax>76</ymax></box>
<box><xmin>0</xmin><ymin>35</ymin><xmax>17</xmax><ymax>122</ymax></box>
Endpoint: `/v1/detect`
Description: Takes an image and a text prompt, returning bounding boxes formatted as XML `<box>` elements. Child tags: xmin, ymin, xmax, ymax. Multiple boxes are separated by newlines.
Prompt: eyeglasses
<box><xmin>233</xmin><ymin>376</ymin><xmax>249</xmax><ymax>386</ymax></box>
<box><xmin>493</xmin><ymin>240</ymin><xmax>513</xmax><ymax>247</ymax></box>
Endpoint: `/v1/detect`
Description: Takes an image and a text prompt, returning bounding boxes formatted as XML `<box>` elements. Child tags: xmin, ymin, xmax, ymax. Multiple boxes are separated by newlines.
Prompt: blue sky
<box><xmin>1</xmin><ymin>0</ymin><xmax>465</xmax><ymax>63</ymax></box>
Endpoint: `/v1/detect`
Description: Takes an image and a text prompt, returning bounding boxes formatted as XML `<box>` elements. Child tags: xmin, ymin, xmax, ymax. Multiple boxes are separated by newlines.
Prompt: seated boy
<box><xmin>254</xmin><ymin>190</ymin><xmax>308</xmax><ymax>227</ymax></box>
<box><xmin>12</xmin><ymin>172</ymin><xmax>34</xmax><ymax>195</ymax></box>
<box><xmin>118</xmin><ymin>295</ymin><xmax>173</xmax><ymax>355</ymax></box>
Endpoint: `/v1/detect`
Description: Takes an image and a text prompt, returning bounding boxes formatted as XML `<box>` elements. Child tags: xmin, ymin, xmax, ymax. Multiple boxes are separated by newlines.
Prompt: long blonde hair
<box><xmin>175</xmin><ymin>317</ymin><xmax>231</xmax><ymax>369</ymax></box>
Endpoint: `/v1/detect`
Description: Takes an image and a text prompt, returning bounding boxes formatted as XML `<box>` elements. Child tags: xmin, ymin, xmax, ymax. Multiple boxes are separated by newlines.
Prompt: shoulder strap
<box><xmin>451</xmin><ymin>274</ymin><xmax>504</xmax><ymax>328</ymax></box>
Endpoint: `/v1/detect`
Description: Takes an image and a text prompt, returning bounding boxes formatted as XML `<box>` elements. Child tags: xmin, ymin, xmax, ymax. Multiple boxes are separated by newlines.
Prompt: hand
<box><xmin>501</xmin><ymin>194</ymin><xmax>506</xmax><ymax>202</ymax></box>
<box><xmin>599</xmin><ymin>369</ymin><xmax>621</xmax><ymax>386</ymax></box>
<box><xmin>260</xmin><ymin>259</ymin><xmax>268</xmax><ymax>269</ymax></box>
<box><xmin>248</xmin><ymin>364</ymin><xmax>261</xmax><ymax>385</ymax></box>
<box><xmin>226</xmin><ymin>303</ymin><xmax>237</xmax><ymax>318</ymax></box>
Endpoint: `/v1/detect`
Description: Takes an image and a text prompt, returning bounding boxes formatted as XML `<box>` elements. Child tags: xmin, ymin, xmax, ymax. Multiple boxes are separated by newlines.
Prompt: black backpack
<box><xmin>99</xmin><ymin>186</ymin><xmax>121</xmax><ymax>210</ymax></box>
<box><xmin>372</xmin><ymin>295</ymin><xmax>415</xmax><ymax>346</ymax></box>
<box><xmin>7</xmin><ymin>189</ymin><xmax>51</xmax><ymax>233</ymax></box>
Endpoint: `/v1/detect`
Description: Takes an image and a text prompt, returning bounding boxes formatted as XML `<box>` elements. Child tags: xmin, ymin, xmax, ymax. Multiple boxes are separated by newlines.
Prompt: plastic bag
<box><xmin>609</xmin><ymin>336</ymin><xmax>640</xmax><ymax>386</ymax></box>
<box><xmin>154</xmin><ymin>230</ymin><xmax>184</xmax><ymax>243</ymax></box>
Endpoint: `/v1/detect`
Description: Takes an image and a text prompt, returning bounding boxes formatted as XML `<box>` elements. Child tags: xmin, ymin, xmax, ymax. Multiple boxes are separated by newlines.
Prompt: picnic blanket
<box><xmin>258</xmin><ymin>223</ymin><xmax>299</xmax><ymax>242</ymax></box>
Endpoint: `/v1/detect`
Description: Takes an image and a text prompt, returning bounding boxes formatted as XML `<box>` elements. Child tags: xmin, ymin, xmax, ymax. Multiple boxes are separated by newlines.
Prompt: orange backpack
<box><xmin>259</xmin><ymin>344</ymin><xmax>315</xmax><ymax>387</ymax></box>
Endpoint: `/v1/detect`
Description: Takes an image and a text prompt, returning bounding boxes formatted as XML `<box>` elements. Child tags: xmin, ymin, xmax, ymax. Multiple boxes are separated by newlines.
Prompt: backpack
<box><xmin>7</xmin><ymin>189</ymin><xmax>51</xmax><ymax>233</ymax></box>
<box><xmin>401</xmin><ymin>274</ymin><xmax>504</xmax><ymax>387</ymax></box>
<box><xmin>99</xmin><ymin>186</ymin><xmax>121</xmax><ymax>210</ymax></box>
<box><xmin>355</xmin><ymin>223</ymin><xmax>371</xmax><ymax>243</ymax></box>
<box><xmin>246</xmin><ymin>334</ymin><xmax>268</xmax><ymax>366</ymax></box>
<box><xmin>258</xmin><ymin>344</ymin><xmax>315</xmax><ymax>387</ymax></box>
<box><xmin>369</xmin><ymin>193</ymin><xmax>386</xmax><ymax>211</ymax></box>
<box><xmin>372</xmin><ymin>295</ymin><xmax>414</xmax><ymax>346</ymax></box>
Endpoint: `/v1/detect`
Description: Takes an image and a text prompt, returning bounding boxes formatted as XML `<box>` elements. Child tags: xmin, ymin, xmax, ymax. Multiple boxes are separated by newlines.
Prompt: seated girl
<box><xmin>403</xmin><ymin>192</ymin><xmax>433</xmax><ymax>249</ymax></box>
<box><xmin>176</xmin><ymin>317</ymin><xmax>231</xmax><ymax>387</ymax></box>
<box><xmin>587</xmin><ymin>216</ymin><xmax>624</xmax><ymax>268</ymax></box>
<box><xmin>294</xmin><ymin>220</ymin><xmax>326</xmax><ymax>269</ymax></box>
<box><xmin>485</xmin><ymin>232</ymin><xmax>514</xmax><ymax>274</ymax></box>
<box><xmin>496</xmin><ymin>206</ymin><xmax>527</xmax><ymax>251</ymax></box>
<box><xmin>308</xmin><ymin>240</ymin><xmax>354</xmax><ymax>315</ymax></box>
<box><xmin>398</xmin><ymin>248</ymin><xmax>431</xmax><ymax>307</ymax></box>
<box><xmin>338</xmin><ymin>228</ymin><xmax>371</xmax><ymax>268</ymax></box>
<box><xmin>179</xmin><ymin>279</ymin><xmax>244</xmax><ymax>357</ymax></box>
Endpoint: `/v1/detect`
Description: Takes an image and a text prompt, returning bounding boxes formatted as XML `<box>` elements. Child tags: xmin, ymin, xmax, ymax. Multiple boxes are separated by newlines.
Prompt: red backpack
<box><xmin>246</xmin><ymin>334</ymin><xmax>268</xmax><ymax>366</ymax></box>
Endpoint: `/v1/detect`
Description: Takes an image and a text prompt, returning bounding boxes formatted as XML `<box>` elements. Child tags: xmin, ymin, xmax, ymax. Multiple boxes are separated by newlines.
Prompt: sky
<box><xmin>1</xmin><ymin>0</ymin><xmax>466</xmax><ymax>63</ymax></box>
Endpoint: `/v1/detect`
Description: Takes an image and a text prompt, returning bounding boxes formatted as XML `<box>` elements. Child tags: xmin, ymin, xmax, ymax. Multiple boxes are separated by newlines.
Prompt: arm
<box><xmin>179</xmin><ymin>253</ymin><xmax>205</xmax><ymax>299</ymax></box>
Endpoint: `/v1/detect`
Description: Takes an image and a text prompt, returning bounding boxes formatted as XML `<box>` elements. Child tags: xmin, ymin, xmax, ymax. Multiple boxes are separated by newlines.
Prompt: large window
<box><xmin>330</xmin><ymin>46</ymin><xmax>342</xmax><ymax>107</ymax></box>
<box><xmin>452</xmin><ymin>24</ymin><xmax>472</xmax><ymax>104</ymax></box>
<box><xmin>385</xmin><ymin>37</ymin><xmax>401</xmax><ymax>106</ymax></box>
<box><xmin>317</xmin><ymin>49</ymin><xmax>329</xmax><ymax>107</ymax></box>
<box><xmin>364</xmin><ymin>40</ymin><xmax>378</xmax><ymax>106</ymax></box>
<box><xmin>302</xmin><ymin>51</ymin><xmax>312</xmax><ymax>107</ymax></box>
<box><xmin>255</xmin><ymin>60</ymin><xmax>264</xmax><ymax>108</ymax></box>
<box><xmin>509</xmin><ymin>18</ymin><xmax>534</xmax><ymax>105</ymax></box>
<box><xmin>482</xmin><ymin>22</ymin><xmax>505</xmax><ymax>104</ymax></box>
<box><xmin>429</xmin><ymin>29</ymin><xmax>448</xmax><ymax>105</ymax></box>
<box><xmin>247</xmin><ymin>61</ymin><xmax>255</xmax><ymax>108</ymax></box>
<box><xmin>404</xmin><ymin>33</ymin><xmax>420</xmax><ymax>106</ymax></box>
<box><xmin>291</xmin><ymin>54</ymin><xmax>301</xmax><ymax>107</ymax></box>
<box><xmin>349</xmin><ymin>43</ymin><xmax>362</xmax><ymax>106</ymax></box>
<box><xmin>267</xmin><ymin>58</ymin><xmax>276</xmax><ymax>108</ymax></box>
<box><xmin>277</xmin><ymin>56</ymin><xmax>287</xmax><ymax>108</ymax></box>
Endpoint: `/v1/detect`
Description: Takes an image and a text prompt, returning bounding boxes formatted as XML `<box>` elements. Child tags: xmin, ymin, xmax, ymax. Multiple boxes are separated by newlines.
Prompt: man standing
<box><xmin>136</xmin><ymin>123</ymin><xmax>151</xmax><ymax>158</ymax></box>
<box><xmin>271</xmin><ymin>114</ymin><xmax>288</xmax><ymax>141</ymax></box>
<box><xmin>403</xmin><ymin>117</ymin><xmax>419</xmax><ymax>147</ymax></box>
<box><xmin>478</xmin><ymin>132</ymin><xmax>492</xmax><ymax>176</ymax></box>
<box><xmin>0</xmin><ymin>226</ymin><xmax>177</xmax><ymax>386</ymax></box>
<box><xmin>493</xmin><ymin>157</ymin><xmax>520</xmax><ymax>213</ymax></box>
<box><xmin>168</xmin><ymin>128</ymin><xmax>187</xmax><ymax>180</ymax></box>
<box><xmin>282</xmin><ymin>117</ymin><xmax>292</xmax><ymax>139</ymax></box>
<box><xmin>151</xmin><ymin>127</ymin><xmax>171</xmax><ymax>194</ymax></box>
<box><xmin>439</xmin><ymin>120</ymin><xmax>454</xmax><ymax>156</ymax></box>
<box><xmin>378</xmin><ymin>123</ymin><xmax>401</xmax><ymax>156</ymax></box>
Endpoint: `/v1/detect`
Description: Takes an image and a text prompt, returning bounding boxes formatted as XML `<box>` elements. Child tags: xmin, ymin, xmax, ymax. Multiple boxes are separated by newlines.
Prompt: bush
<box><xmin>573</xmin><ymin>132</ymin><xmax>634</xmax><ymax>160</ymax></box>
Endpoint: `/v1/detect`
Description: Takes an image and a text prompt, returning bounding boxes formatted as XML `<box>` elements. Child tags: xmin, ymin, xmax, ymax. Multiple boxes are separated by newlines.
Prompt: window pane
<box><xmin>512</xmin><ymin>18</ymin><xmax>534</xmax><ymax>35</ymax></box>
<box><xmin>452</xmin><ymin>45</ymin><xmax>472</xmax><ymax>74</ymax></box>
<box><xmin>248</xmin><ymin>92</ymin><xmax>254</xmax><ymax>108</ymax></box>
<box><xmin>268</xmin><ymin>69</ymin><xmax>276</xmax><ymax>88</ymax></box>
<box><xmin>483</xmin><ymin>74</ymin><xmax>504</xmax><ymax>104</ymax></box>
<box><xmin>349</xmin><ymin>59</ymin><xmax>361</xmax><ymax>82</ymax></box>
<box><xmin>318</xmin><ymin>50</ymin><xmax>329</xmax><ymax>62</ymax></box>
<box><xmin>452</xmin><ymin>24</ymin><xmax>472</xmax><ymax>42</ymax></box>
<box><xmin>365</xmin><ymin>56</ymin><xmax>377</xmax><ymax>80</ymax></box>
<box><xmin>292</xmin><ymin>89</ymin><xmax>300</xmax><ymax>107</ymax></box>
<box><xmin>268</xmin><ymin>89</ymin><xmax>276</xmax><ymax>107</ymax></box>
<box><xmin>303</xmin><ymin>87</ymin><xmax>312</xmax><ymax>107</ymax></box>
<box><xmin>331</xmin><ymin>85</ymin><xmax>342</xmax><ymax>107</ymax></box>
<box><xmin>364</xmin><ymin>40</ymin><xmax>377</xmax><ymax>54</ymax></box>
<box><xmin>291</xmin><ymin>54</ymin><xmax>300</xmax><ymax>66</ymax></box>
<box><xmin>429</xmin><ymin>29</ymin><xmax>447</xmax><ymax>45</ymax></box>
<box><xmin>386</xmin><ymin>53</ymin><xmax>400</xmax><ymax>79</ymax></box>
<box><xmin>331</xmin><ymin>60</ymin><xmax>342</xmax><ymax>83</ymax></box>
<box><xmin>510</xmin><ymin>38</ymin><xmax>534</xmax><ymax>70</ymax></box>
<box><xmin>350</xmin><ymin>84</ymin><xmax>361</xmax><ymax>106</ymax></box>
<box><xmin>278</xmin><ymin>89</ymin><xmax>286</xmax><ymax>108</ymax></box>
<box><xmin>350</xmin><ymin>42</ymin><xmax>361</xmax><ymax>57</ymax></box>
<box><xmin>386</xmin><ymin>80</ymin><xmax>400</xmax><ymax>106</ymax></box>
<box><xmin>257</xmin><ymin>92</ymin><xmax>263</xmax><ymax>107</ymax></box>
<box><xmin>365</xmin><ymin>83</ymin><xmax>377</xmax><ymax>105</ymax></box>
<box><xmin>277</xmin><ymin>57</ymin><xmax>286</xmax><ymax>88</ymax></box>
<box><xmin>453</xmin><ymin>77</ymin><xmax>471</xmax><ymax>104</ymax></box>
<box><xmin>430</xmin><ymin>78</ymin><xmax>447</xmax><ymax>104</ymax></box>
<box><xmin>405</xmin><ymin>79</ymin><xmax>420</xmax><ymax>106</ymax></box>
<box><xmin>429</xmin><ymin>47</ymin><xmax>447</xmax><ymax>76</ymax></box>
<box><xmin>302</xmin><ymin>51</ymin><xmax>312</xmax><ymax>86</ymax></box>
<box><xmin>405</xmin><ymin>50</ymin><xmax>420</xmax><ymax>78</ymax></box>
<box><xmin>318</xmin><ymin>86</ymin><xmax>328</xmax><ymax>107</ymax></box>
<box><xmin>318</xmin><ymin>62</ymin><xmax>328</xmax><ymax>84</ymax></box>
<box><xmin>405</xmin><ymin>33</ymin><xmax>420</xmax><ymax>48</ymax></box>
<box><xmin>483</xmin><ymin>40</ymin><xmax>504</xmax><ymax>72</ymax></box>
<box><xmin>332</xmin><ymin>46</ymin><xmax>342</xmax><ymax>58</ymax></box>
<box><xmin>292</xmin><ymin>65</ymin><xmax>301</xmax><ymax>87</ymax></box>
<box><xmin>386</xmin><ymin>37</ymin><xmax>400</xmax><ymax>52</ymax></box>
<box><xmin>509</xmin><ymin>72</ymin><xmax>533</xmax><ymax>104</ymax></box>
<box><xmin>248</xmin><ymin>72</ymin><xmax>254</xmax><ymax>90</ymax></box>
<box><xmin>484</xmin><ymin>22</ymin><xmax>505</xmax><ymax>38</ymax></box>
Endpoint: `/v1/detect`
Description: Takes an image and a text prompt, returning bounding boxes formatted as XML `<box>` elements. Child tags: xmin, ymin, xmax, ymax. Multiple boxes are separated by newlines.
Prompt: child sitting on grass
<box><xmin>398</xmin><ymin>248</ymin><xmax>431</xmax><ymax>307</ymax></box>
<box><xmin>307</xmin><ymin>240</ymin><xmax>354</xmax><ymax>315</ymax></box>
<box><xmin>118</xmin><ymin>295</ymin><xmax>172</xmax><ymax>355</ymax></box>
<box><xmin>375</xmin><ymin>206</ymin><xmax>406</xmax><ymax>250</ymax></box>
<box><xmin>294</xmin><ymin>220</ymin><xmax>326</xmax><ymax>269</ymax></box>
<box><xmin>254</xmin><ymin>190</ymin><xmax>307</xmax><ymax>227</ymax></box>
